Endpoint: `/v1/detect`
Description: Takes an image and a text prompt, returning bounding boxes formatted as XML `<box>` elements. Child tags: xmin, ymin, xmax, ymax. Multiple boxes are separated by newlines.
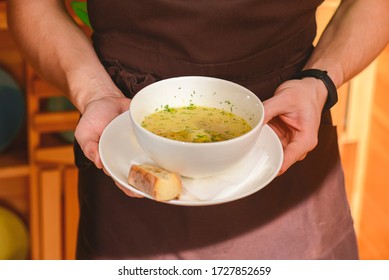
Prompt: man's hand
<box><xmin>263</xmin><ymin>77</ymin><xmax>327</xmax><ymax>175</ymax></box>
<box><xmin>74</xmin><ymin>95</ymin><xmax>143</xmax><ymax>197</ymax></box>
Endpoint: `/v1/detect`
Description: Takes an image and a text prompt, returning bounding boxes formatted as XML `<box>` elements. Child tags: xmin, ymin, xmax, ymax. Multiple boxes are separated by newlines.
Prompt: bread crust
<box><xmin>128</xmin><ymin>164</ymin><xmax>182</xmax><ymax>201</ymax></box>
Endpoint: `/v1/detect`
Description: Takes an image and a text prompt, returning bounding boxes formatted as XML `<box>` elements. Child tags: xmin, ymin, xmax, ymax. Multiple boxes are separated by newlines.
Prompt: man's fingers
<box><xmin>279</xmin><ymin>142</ymin><xmax>306</xmax><ymax>175</ymax></box>
<box><xmin>103</xmin><ymin>167</ymin><xmax>144</xmax><ymax>198</ymax></box>
<box><xmin>114</xmin><ymin>181</ymin><xmax>144</xmax><ymax>198</ymax></box>
<box><xmin>278</xmin><ymin>136</ymin><xmax>315</xmax><ymax>175</ymax></box>
<box><xmin>263</xmin><ymin>96</ymin><xmax>284</xmax><ymax>124</ymax></box>
<box><xmin>79</xmin><ymin>139</ymin><xmax>103</xmax><ymax>169</ymax></box>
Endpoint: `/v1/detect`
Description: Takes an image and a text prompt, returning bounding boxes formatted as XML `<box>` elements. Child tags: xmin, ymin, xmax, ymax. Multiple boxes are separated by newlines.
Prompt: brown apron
<box><xmin>74</xmin><ymin>0</ymin><xmax>358</xmax><ymax>259</ymax></box>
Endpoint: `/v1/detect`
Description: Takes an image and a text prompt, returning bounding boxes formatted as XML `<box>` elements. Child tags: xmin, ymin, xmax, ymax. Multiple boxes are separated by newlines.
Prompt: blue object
<box><xmin>0</xmin><ymin>68</ymin><xmax>25</xmax><ymax>153</ymax></box>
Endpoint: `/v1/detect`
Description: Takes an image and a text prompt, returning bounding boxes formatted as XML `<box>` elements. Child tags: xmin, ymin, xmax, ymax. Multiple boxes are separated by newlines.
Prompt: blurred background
<box><xmin>0</xmin><ymin>0</ymin><xmax>388</xmax><ymax>260</ymax></box>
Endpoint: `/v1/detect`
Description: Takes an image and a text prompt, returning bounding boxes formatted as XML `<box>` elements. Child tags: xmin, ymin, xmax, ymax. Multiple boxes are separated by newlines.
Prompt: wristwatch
<box><xmin>293</xmin><ymin>69</ymin><xmax>338</xmax><ymax>111</ymax></box>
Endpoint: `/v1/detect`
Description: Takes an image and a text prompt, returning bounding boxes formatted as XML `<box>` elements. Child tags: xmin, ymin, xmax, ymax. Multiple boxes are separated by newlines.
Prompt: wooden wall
<box><xmin>357</xmin><ymin>45</ymin><xmax>389</xmax><ymax>259</ymax></box>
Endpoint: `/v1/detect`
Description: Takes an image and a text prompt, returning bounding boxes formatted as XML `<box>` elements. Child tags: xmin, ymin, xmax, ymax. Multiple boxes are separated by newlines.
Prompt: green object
<box><xmin>0</xmin><ymin>206</ymin><xmax>29</xmax><ymax>260</ymax></box>
<box><xmin>71</xmin><ymin>1</ymin><xmax>92</xmax><ymax>29</ymax></box>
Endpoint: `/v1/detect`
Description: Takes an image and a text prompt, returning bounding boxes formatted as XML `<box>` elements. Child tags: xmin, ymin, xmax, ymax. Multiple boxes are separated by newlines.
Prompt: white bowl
<box><xmin>129</xmin><ymin>76</ymin><xmax>265</xmax><ymax>178</ymax></box>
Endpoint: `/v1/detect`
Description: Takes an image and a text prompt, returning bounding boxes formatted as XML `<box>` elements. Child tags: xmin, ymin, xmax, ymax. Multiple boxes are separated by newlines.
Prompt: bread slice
<box><xmin>128</xmin><ymin>164</ymin><xmax>182</xmax><ymax>201</ymax></box>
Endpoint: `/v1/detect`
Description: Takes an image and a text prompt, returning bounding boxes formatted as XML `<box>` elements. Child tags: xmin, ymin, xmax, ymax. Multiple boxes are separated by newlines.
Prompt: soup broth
<box><xmin>141</xmin><ymin>105</ymin><xmax>252</xmax><ymax>143</ymax></box>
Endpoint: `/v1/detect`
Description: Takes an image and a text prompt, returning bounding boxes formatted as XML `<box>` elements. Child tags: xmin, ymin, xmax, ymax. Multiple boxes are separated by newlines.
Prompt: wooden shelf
<box><xmin>0</xmin><ymin>2</ymin><xmax>6</xmax><ymax>30</ymax></box>
<box><xmin>35</xmin><ymin>145</ymin><xmax>74</xmax><ymax>165</ymax></box>
<box><xmin>0</xmin><ymin>164</ymin><xmax>29</xmax><ymax>179</ymax></box>
<box><xmin>0</xmin><ymin>0</ymin><xmax>80</xmax><ymax>260</ymax></box>
<box><xmin>33</xmin><ymin>111</ymin><xmax>79</xmax><ymax>133</ymax></box>
<box><xmin>31</xmin><ymin>78</ymin><xmax>63</xmax><ymax>98</ymax></box>
<box><xmin>0</xmin><ymin>143</ymin><xmax>29</xmax><ymax>179</ymax></box>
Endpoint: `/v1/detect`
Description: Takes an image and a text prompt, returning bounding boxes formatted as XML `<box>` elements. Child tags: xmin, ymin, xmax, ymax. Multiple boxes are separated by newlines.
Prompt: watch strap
<box><xmin>293</xmin><ymin>69</ymin><xmax>338</xmax><ymax>111</ymax></box>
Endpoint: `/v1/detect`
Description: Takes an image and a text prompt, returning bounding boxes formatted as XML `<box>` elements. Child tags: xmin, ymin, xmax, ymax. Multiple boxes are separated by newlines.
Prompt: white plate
<box><xmin>99</xmin><ymin>111</ymin><xmax>283</xmax><ymax>206</ymax></box>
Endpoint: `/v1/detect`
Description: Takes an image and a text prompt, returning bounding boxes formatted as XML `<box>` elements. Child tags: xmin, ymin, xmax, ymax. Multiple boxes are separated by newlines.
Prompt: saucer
<box><xmin>99</xmin><ymin>111</ymin><xmax>283</xmax><ymax>206</ymax></box>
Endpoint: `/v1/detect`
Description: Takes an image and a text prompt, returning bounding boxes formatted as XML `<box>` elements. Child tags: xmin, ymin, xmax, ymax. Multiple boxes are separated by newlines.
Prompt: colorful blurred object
<box><xmin>0</xmin><ymin>206</ymin><xmax>29</xmax><ymax>260</ymax></box>
<box><xmin>71</xmin><ymin>1</ymin><xmax>91</xmax><ymax>28</ymax></box>
<box><xmin>0</xmin><ymin>68</ymin><xmax>25</xmax><ymax>153</ymax></box>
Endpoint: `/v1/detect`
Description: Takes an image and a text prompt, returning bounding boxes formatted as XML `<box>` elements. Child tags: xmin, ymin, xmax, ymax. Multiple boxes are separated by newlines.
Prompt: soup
<box><xmin>141</xmin><ymin>105</ymin><xmax>252</xmax><ymax>143</ymax></box>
